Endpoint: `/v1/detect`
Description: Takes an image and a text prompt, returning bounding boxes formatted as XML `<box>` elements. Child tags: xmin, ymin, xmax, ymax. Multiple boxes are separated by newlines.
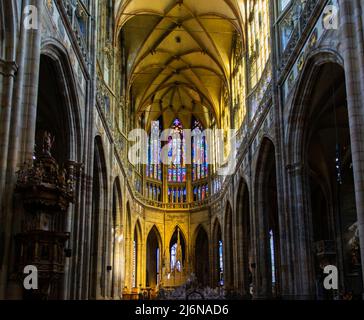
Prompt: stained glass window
<box><xmin>170</xmin><ymin>229</ymin><xmax>183</xmax><ymax>272</ymax></box>
<box><xmin>219</xmin><ymin>240</ymin><xmax>224</xmax><ymax>286</ymax></box>
<box><xmin>170</xmin><ymin>243</ymin><xmax>182</xmax><ymax>272</ymax></box>
<box><xmin>270</xmin><ymin>229</ymin><xmax>276</xmax><ymax>285</ymax></box>
<box><xmin>193</xmin><ymin>184</ymin><xmax>208</xmax><ymax>201</ymax></box>
<box><xmin>156</xmin><ymin>248</ymin><xmax>160</xmax><ymax>285</ymax></box>
<box><xmin>168</xmin><ymin>119</ymin><xmax>186</xmax><ymax>182</ymax></box>
<box><xmin>147</xmin><ymin>120</ymin><xmax>162</xmax><ymax>181</ymax></box>
<box><xmin>192</xmin><ymin>118</ymin><xmax>208</xmax><ymax>181</ymax></box>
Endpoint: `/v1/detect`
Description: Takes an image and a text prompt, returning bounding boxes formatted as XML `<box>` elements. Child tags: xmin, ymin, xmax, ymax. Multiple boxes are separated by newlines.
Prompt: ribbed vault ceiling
<box><xmin>115</xmin><ymin>0</ymin><xmax>245</xmax><ymax>128</ymax></box>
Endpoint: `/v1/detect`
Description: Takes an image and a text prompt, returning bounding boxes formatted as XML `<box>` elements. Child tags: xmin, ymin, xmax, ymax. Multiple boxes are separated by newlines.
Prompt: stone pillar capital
<box><xmin>0</xmin><ymin>59</ymin><xmax>18</xmax><ymax>78</ymax></box>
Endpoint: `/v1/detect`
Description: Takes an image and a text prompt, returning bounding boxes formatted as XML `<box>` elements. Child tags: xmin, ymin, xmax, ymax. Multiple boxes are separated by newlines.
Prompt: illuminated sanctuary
<box><xmin>0</xmin><ymin>0</ymin><xmax>364</xmax><ymax>300</ymax></box>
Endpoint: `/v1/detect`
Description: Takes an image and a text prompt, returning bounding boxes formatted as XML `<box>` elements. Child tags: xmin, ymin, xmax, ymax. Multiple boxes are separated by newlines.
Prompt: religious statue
<box><xmin>348</xmin><ymin>222</ymin><xmax>360</xmax><ymax>267</ymax></box>
<box><xmin>42</xmin><ymin>131</ymin><xmax>55</xmax><ymax>156</ymax></box>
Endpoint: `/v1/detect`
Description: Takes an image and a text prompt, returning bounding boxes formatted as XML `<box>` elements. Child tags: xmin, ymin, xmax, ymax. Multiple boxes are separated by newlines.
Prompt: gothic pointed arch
<box><xmin>89</xmin><ymin>136</ymin><xmax>109</xmax><ymax>299</ymax></box>
<box><xmin>212</xmin><ymin>218</ymin><xmax>223</xmax><ymax>288</ymax></box>
<box><xmin>146</xmin><ymin>225</ymin><xmax>163</xmax><ymax>290</ymax></box>
<box><xmin>38</xmin><ymin>41</ymin><xmax>83</xmax><ymax>163</ymax></box>
<box><xmin>287</xmin><ymin>55</ymin><xmax>362</xmax><ymax>298</ymax></box>
<box><xmin>111</xmin><ymin>177</ymin><xmax>124</xmax><ymax>298</ymax></box>
<box><xmin>224</xmin><ymin>201</ymin><xmax>234</xmax><ymax>291</ymax></box>
<box><xmin>132</xmin><ymin>219</ymin><xmax>143</xmax><ymax>289</ymax></box>
<box><xmin>194</xmin><ymin>224</ymin><xmax>209</xmax><ymax>286</ymax></box>
<box><xmin>169</xmin><ymin>226</ymin><xmax>186</xmax><ymax>272</ymax></box>
<box><xmin>236</xmin><ymin>178</ymin><xmax>252</xmax><ymax>297</ymax></box>
<box><xmin>254</xmin><ymin>137</ymin><xmax>281</xmax><ymax>298</ymax></box>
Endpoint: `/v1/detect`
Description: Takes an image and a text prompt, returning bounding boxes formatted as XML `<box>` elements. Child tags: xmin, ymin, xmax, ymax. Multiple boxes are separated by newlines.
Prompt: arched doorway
<box><xmin>111</xmin><ymin>178</ymin><xmax>123</xmax><ymax>298</ymax></box>
<box><xmin>224</xmin><ymin>202</ymin><xmax>234</xmax><ymax>291</ymax></box>
<box><xmin>303</xmin><ymin>62</ymin><xmax>362</xmax><ymax>298</ymax></box>
<box><xmin>255</xmin><ymin>138</ymin><xmax>281</xmax><ymax>298</ymax></box>
<box><xmin>132</xmin><ymin>221</ymin><xmax>142</xmax><ymax>291</ymax></box>
<box><xmin>35</xmin><ymin>52</ymin><xmax>80</xmax><ymax>164</ymax></box>
<box><xmin>169</xmin><ymin>227</ymin><xmax>186</xmax><ymax>273</ymax></box>
<box><xmin>194</xmin><ymin>226</ymin><xmax>209</xmax><ymax>287</ymax></box>
<box><xmin>90</xmin><ymin>136</ymin><xmax>108</xmax><ymax>299</ymax></box>
<box><xmin>146</xmin><ymin>226</ymin><xmax>162</xmax><ymax>290</ymax></box>
<box><xmin>212</xmin><ymin>220</ymin><xmax>223</xmax><ymax>288</ymax></box>
<box><xmin>236</xmin><ymin>180</ymin><xmax>252</xmax><ymax>297</ymax></box>
<box><xmin>29</xmin><ymin>53</ymin><xmax>80</xmax><ymax>299</ymax></box>
<box><xmin>36</xmin><ymin>56</ymin><xmax>68</xmax><ymax>163</ymax></box>
<box><xmin>124</xmin><ymin>202</ymin><xmax>132</xmax><ymax>293</ymax></box>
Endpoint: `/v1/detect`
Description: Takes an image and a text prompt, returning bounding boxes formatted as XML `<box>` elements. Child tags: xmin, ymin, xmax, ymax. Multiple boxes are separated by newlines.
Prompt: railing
<box><xmin>278</xmin><ymin>0</ymin><xmax>321</xmax><ymax>76</ymax></box>
<box><xmin>133</xmin><ymin>191</ymin><xmax>216</xmax><ymax>211</ymax></box>
<box><xmin>248</xmin><ymin>56</ymin><xmax>272</xmax><ymax>121</ymax></box>
<box><xmin>250</xmin><ymin>81</ymin><xmax>272</xmax><ymax>132</ymax></box>
<box><xmin>73</xmin><ymin>14</ymin><xmax>88</xmax><ymax>62</ymax></box>
<box><xmin>58</xmin><ymin>0</ymin><xmax>89</xmax><ymax>64</ymax></box>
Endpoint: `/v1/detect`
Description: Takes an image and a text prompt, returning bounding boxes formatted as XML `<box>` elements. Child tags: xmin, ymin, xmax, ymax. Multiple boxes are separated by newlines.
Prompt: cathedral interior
<box><xmin>1</xmin><ymin>0</ymin><xmax>364</xmax><ymax>300</ymax></box>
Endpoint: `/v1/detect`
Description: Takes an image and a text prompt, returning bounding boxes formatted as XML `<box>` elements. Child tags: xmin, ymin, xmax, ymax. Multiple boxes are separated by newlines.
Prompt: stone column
<box><xmin>286</xmin><ymin>163</ymin><xmax>316</xmax><ymax>299</ymax></box>
<box><xmin>339</xmin><ymin>0</ymin><xmax>364</xmax><ymax>295</ymax></box>
<box><xmin>0</xmin><ymin>0</ymin><xmax>17</xmax><ymax>211</ymax></box>
<box><xmin>209</xmin><ymin>224</ymin><xmax>217</xmax><ymax>288</ymax></box>
<box><xmin>251</xmin><ymin>183</ymin><xmax>270</xmax><ymax>299</ymax></box>
<box><xmin>0</xmin><ymin>0</ymin><xmax>42</xmax><ymax>299</ymax></box>
<box><xmin>0</xmin><ymin>60</ymin><xmax>17</xmax><ymax>208</ymax></box>
<box><xmin>253</xmin><ymin>211</ymin><xmax>270</xmax><ymax>299</ymax></box>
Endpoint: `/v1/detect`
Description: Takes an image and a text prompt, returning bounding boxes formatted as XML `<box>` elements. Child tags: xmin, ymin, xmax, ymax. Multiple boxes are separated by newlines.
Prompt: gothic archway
<box><xmin>303</xmin><ymin>62</ymin><xmax>361</xmax><ymax>298</ymax></box>
<box><xmin>169</xmin><ymin>227</ymin><xmax>186</xmax><ymax>273</ymax></box>
<box><xmin>111</xmin><ymin>177</ymin><xmax>123</xmax><ymax>298</ymax></box>
<box><xmin>29</xmin><ymin>51</ymin><xmax>82</xmax><ymax>299</ymax></box>
<box><xmin>146</xmin><ymin>226</ymin><xmax>162</xmax><ymax>290</ymax></box>
<box><xmin>286</xmin><ymin>53</ymin><xmax>363</xmax><ymax>298</ymax></box>
<box><xmin>90</xmin><ymin>136</ymin><xmax>108</xmax><ymax>299</ymax></box>
<box><xmin>194</xmin><ymin>225</ymin><xmax>209</xmax><ymax>287</ymax></box>
<box><xmin>224</xmin><ymin>202</ymin><xmax>234</xmax><ymax>291</ymax></box>
<box><xmin>132</xmin><ymin>220</ymin><xmax>143</xmax><ymax>291</ymax></box>
<box><xmin>212</xmin><ymin>219</ymin><xmax>223</xmax><ymax>288</ymax></box>
<box><xmin>236</xmin><ymin>179</ymin><xmax>252</xmax><ymax>297</ymax></box>
<box><xmin>37</xmin><ymin>45</ymin><xmax>82</xmax><ymax>163</ymax></box>
<box><xmin>124</xmin><ymin>201</ymin><xmax>132</xmax><ymax>292</ymax></box>
<box><xmin>254</xmin><ymin>138</ymin><xmax>281</xmax><ymax>299</ymax></box>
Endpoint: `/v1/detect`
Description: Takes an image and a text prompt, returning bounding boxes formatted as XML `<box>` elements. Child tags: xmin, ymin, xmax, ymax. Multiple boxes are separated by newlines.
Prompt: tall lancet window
<box><xmin>192</xmin><ymin>118</ymin><xmax>208</xmax><ymax>181</ymax></box>
<box><xmin>219</xmin><ymin>240</ymin><xmax>224</xmax><ymax>286</ymax></box>
<box><xmin>146</xmin><ymin>119</ymin><xmax>162</xmax><ymax>181</ymax></box>
<box><xmin>269</xmin><ymin>229</ymin><xmax>276</xmax><ymax>285</ymax></box>
<box><xmin>132</xmin><ymin>231</ymin><xmax>137</xmax><ymax>288</ymax></box>
<box><xmin>170</xmin><ymin>228</ymin><xmax>185</xmax><ymax>272</ymax></box>
<box><xmin>167</xmin><ymin>119</ymin><xmax>186</xmax><ymax>183</ymax></box>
